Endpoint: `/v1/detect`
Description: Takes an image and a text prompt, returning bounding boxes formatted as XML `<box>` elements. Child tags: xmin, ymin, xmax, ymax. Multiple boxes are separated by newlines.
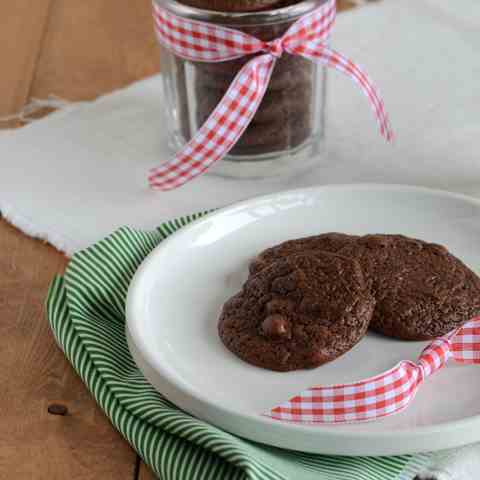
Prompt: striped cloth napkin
<box><xmin>46</xmin><ymin>212</ymin><xmax>432</xmax><ymax>480</ymax></box>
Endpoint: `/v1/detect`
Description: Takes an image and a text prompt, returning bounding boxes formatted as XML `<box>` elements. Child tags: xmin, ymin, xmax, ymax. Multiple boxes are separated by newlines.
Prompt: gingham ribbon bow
<box><xmin>150</xmin><ymin>0</ymin><xmax>393</xmax><ymax>190</ymax></box>
<box><xmin>268</xmin><ymin>317</ymin><xmax>480</xmax><ymax>424</ymax></box>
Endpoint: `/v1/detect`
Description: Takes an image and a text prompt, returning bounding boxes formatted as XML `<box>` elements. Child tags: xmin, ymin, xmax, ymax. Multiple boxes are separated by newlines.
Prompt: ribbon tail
<box><xmin>292</xmin><ymin>45</ymin><xmax>394</xmax><ymax>142</ymax></box>
<box><xmin>149</xmin><ymin>55</ymin><xmax>276</xmax><ymax>190</ymax></box>
<box><xmin>268</xmin><ymin>360</ymin><xmax>420</xmax><ymax>424</ymax></box>
<box><xmin>268</xmin><ymin>317</ymin><xmax>480</xmax><ymax>425</ymax></box>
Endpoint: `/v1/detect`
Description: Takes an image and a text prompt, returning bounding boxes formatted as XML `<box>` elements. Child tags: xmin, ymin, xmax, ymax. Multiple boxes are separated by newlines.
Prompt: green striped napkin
<box><xmin>46</xmin><ymin>213</ymin><xmax>430</xmax><ymax>480</ymax></box>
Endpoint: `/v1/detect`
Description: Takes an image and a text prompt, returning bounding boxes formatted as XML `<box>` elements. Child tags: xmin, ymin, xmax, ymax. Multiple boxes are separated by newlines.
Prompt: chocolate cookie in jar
<box><xmin>154</xmin><ymin>0</ymin><xmax>327</xmax><ymax>178</ymax></box>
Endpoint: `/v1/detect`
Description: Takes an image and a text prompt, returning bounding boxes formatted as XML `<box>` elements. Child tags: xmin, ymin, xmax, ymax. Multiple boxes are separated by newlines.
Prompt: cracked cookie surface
<box><xmin>249</xmin><ymin>233</ymin><xmax>358</xmax><ymax>276</ymax></box>
<box><xmin>339</xmin><ymin>234</ymin><xmax>480</xmax><ymax>340</ymax></box>
<box><xmin>219</xmin><ymin>251</ymin><xmax>375</xmax><ymax>371</ymax></box>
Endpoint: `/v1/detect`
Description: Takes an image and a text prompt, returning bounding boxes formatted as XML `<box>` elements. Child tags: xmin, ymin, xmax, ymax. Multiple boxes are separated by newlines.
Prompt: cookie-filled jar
<box><xmin>154</xmin><ymin>0</ymin><xmax>328</xmax><ymax>178</ymax></box>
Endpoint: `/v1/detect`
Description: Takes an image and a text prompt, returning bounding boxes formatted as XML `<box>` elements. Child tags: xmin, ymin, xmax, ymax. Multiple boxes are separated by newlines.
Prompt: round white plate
<box><xmin>126</xmin><ymin>184</ymin><xmax>480</xmax><ymax>456</ymax></box>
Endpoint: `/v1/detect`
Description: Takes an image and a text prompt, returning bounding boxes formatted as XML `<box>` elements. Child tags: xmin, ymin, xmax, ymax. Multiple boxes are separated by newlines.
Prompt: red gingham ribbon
<box><xmin>149</xmin><ymin>0</ymin><xmax>393</xmax><ymax>190</ymax></box>
<box><xmin>267</xmin><ymin>317</ymin><xmax>480</xmax><ymax>424</ymax></box>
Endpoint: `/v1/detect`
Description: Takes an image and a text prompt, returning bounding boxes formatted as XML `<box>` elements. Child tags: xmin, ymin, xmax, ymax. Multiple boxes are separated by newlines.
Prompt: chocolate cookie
<box><xmin>218</xmin><ymin>252</ymin><xmax>375</xmax><ymax>371</ymax></box>
<box><xmin>179</xmin><ymin>0</ymin><xmax>300</xmax><ymax>12</ymax></box>
<box><xmin>249</xmin><ymin>233</ymin><xmax>358</xmax><ymax>275</ymax></box>
<box><xmin>195</xmin><ymin>64</ymin><xmax>312</xmax><ymax>93</ymax></box>
<box><xmin>193</xmin><ymin>63</ymin><xmax>315</xmax><ymax>154</ymax></box>
<box><xmin>339</xmin><ymin>234</ymin><xmax>480</xmax><ymax>340</ymax></box>
<box><xmin>172</xmin><ymin>2</ymin><xmax>318</xmax><ymax>157</ymax></box>
<box><xmin>238</xmin><ymin>113</ymin><xmax>311</xmax><ymax>152</ymax></box>
<box><xmin>197</xmin><ymin>83</ymin><xmax>313</xmax><ymax>126</ymax></box>
<box><xmin>193</xmin><ymin>54</ymin><xmax>313</xmax><ymax>86</ymax></box>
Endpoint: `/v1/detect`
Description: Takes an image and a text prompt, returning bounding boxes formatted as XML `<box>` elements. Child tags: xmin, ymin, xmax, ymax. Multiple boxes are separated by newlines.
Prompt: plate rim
<box><xmin>126</xmin><ymin>183</ymin><xmax>480</xmax><ymax>455</ymax></box>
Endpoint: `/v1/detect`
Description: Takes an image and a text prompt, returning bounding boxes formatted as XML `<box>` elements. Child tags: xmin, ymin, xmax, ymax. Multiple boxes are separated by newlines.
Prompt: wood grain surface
<box><xmin>0</xmin><ymin>217</ymin><xmax>138</xmax><ymax>479</ymax></box>
<box><xmin>0</xmin><ymin>0</ymin><xmax>52</xmax><ymax>128</ymax></box>
<box><xmin>0</xmin><ymin>0</ymin><xmax>367</xmax><ymax>478</ymax></box>
<box><xmin>1</xmin><ymin>1</ymin><xmax>158</xmax><ymax>476</ymax></box>
<box><xmin>29</xmin><ymin>0</ymin><xmax>160</xmax><ymax>102</ymax></box>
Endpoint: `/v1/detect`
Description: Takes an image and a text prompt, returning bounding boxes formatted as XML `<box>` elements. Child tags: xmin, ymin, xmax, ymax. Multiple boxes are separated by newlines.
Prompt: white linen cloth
<box><xmin>414</xmin><ymin>444</ymin><xmax>480</xmax><ymax>480</ymax></box>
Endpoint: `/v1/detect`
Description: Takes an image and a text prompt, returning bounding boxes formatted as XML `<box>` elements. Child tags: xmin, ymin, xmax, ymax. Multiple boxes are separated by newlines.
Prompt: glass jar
<box><xmin>155</xmin><ymin>0</ymin><xmax>327</xmax><ymax>178</ymax></box>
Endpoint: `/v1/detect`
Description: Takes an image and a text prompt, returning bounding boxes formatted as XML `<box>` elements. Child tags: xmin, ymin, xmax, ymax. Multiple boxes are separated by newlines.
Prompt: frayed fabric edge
<box><xmin>0</xmin><ymin>200</ymin><xmax>75</xmax><ymax>257</ymax></box>
<box><xmin>0</xmin><ymin>96</ymin><xmax>82</xmax><ymax>125</ymax></box>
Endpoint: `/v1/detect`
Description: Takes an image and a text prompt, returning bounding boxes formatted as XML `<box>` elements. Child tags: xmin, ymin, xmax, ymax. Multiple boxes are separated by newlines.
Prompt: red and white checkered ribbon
<box><xmin>150</xmin><ymin>0</ymin><xmax>393</xmax><ymax>190</ymax></box>
<box><xmin>268</xmin><ymin>317</ymin><xmax>480</xmax><ymax>424</ymax></box>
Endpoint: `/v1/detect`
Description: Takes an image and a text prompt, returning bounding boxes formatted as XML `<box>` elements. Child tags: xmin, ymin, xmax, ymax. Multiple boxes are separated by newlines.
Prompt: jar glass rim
<box><xmin>153</xmin><ymin>0</ymin><xmax>328</xmax><ymax>26</ymax></box>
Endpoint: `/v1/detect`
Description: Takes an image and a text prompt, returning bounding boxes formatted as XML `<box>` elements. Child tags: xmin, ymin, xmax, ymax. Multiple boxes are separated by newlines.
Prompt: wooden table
<box><xmin>0</xmin><ymin>0</ymin><xmax>363</xmax><ymax>478</ymax></box>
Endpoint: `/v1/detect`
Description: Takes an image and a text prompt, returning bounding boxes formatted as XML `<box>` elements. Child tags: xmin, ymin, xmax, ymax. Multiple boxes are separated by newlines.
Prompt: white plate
<box><xmin>126</xmin><ymin>184</ymin><xmax>480</xmax><ymax>456</ymax></box>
